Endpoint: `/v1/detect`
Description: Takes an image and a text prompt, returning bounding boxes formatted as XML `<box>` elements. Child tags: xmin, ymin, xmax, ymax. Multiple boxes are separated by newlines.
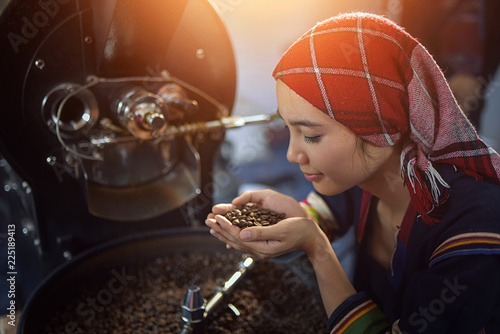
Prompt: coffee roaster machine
<box><xmin>0</xmin><ymin>0</ymin><xmax>277</xmax><ymax>331</ymax></box>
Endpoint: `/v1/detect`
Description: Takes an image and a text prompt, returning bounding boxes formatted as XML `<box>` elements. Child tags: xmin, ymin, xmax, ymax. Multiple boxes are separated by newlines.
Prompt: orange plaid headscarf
<box><xmin>273</xmin><ymin>12</ymin><xmax>500</xmax><ymax>224</ymax></box>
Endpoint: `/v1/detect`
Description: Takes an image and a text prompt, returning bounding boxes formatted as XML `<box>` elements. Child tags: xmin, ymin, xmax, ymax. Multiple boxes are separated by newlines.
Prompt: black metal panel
<box><xmin>0</xmin><ymin>0</ymin><xmax>236</xmax><ymax>304</ymax></box>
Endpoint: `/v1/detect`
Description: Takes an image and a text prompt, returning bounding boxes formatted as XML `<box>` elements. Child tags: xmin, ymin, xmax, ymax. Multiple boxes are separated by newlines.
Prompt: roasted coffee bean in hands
<box><xmin>224</xmin><ymin>203</ymin><xmax>286</xmax><ymax>229</ymax></box>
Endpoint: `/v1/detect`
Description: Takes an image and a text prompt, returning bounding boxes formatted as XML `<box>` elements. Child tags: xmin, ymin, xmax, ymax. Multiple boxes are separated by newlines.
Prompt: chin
<box><xmin>312</xmin><ymin>182</ymin><xmax>345</xmax><ymax>197</ymax></box>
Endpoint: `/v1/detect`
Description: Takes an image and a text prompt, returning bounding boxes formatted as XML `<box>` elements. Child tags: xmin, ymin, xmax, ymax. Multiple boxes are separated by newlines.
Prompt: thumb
<box><xmin>239</xmin><ymin>226</ymin><xmax>275</xmax><ymax>242</ymax></box>
<box><xmin>239</xmin><ymin>229</ymin><xmax>253</xmax><ymax>241</ymax></box>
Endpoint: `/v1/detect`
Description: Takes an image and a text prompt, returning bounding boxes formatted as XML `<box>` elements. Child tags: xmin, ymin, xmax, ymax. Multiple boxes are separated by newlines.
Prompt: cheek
<box><xmin>314</xmin><ymin>146</ymin><xmax>352</xmax><ymax>174</ymax></box>
<box><xmin>320</xmin><ymin>136</ymin><xmax>358</xmax><ymax>166</ymax></box>
<box><xmin>317</xmin><ymin>141</ymin><xmax>367</xmax><ymax>180</ymax></box>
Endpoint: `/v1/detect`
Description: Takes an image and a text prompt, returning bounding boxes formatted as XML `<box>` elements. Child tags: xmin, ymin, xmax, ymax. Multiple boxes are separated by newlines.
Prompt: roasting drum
<box><xmin>16</xmin><ymin>229</ymin><xmax>230</xmax><ymax>333</ymax></box>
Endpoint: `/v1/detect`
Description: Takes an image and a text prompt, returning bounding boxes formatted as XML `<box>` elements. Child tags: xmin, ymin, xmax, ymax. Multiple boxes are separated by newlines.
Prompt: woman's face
<box><xmin>276</xmin><ymin>80</ymin><xmax>397</xmax><ymax>196</ymax></box>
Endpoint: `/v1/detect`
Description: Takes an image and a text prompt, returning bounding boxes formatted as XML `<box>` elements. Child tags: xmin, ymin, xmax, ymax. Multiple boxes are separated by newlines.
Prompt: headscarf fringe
<box><xmin>426</xmin><ymin>161</ymin><xmax>450</xmax><ymax>202</ymax></box>
<box><xmin>403</xmin><ymin>158</ymin><xmax>450</xmax><ymax>225</ymax></box>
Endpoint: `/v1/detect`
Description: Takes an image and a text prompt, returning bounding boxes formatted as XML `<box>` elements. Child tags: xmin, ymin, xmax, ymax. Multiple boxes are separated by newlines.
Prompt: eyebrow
<box><xmin>276</xmin><ymin>108</ymin><xmax>323</xmax><ymax>127</ymax></box>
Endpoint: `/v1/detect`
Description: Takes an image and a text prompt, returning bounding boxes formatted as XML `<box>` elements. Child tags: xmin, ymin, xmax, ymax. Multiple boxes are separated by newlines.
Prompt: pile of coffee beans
<box><xmin>224</xmin><ymin>203</ymin><xmax>286</xmax><ymax>229</ymax></box>
<box><xmin>43</xmin><ymin>252</ymin><xmax>328</xmax><ymax>334</ymax></box>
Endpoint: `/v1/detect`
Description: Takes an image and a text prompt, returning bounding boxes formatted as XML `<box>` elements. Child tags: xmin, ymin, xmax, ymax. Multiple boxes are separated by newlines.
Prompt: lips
<box><xmin>303</xmin><ymin>173</ymin><xmax>323</xmax><ymax>182</ymax></box>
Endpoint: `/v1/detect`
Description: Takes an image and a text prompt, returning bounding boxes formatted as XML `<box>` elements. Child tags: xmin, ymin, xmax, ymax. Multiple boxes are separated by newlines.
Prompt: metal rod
<box><xmin>177</xmin><ymin>256</ymin><xmax>255</xmax><ymax>334</ymax></box>
<box><xmin>205</xmin><ymin>114</ymin><xmax>280</xmax><ymax>130</ymax></box>
<box><xmin>204</xmin><ymin>256</ymin><xmax>255</xmax><ymax>318</ymax></box>
<box><xmin>90</xmin><ymin>114</ymin><xmax>280</xmax><ymax>145</ymax></box>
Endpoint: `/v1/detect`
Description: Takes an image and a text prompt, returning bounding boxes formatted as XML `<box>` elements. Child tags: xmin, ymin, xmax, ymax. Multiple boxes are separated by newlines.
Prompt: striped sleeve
<box><xmin>300</xmin><ymin>191</ymin><xmax>340</xmax><ymax>240</ymax></box>
<box><xmin>429</xmin><ymin>232</ymin><xmax>500</xmax><ymax>267</ymax></box>
<box><xmin>327</xmin><ymin>292</ymin><xmax>390</xmax><ymax>334</ymax></box>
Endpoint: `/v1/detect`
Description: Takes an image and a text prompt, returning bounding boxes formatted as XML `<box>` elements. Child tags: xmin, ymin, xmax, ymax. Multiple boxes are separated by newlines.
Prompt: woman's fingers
<box><xmin>214</xmin><ymin>214</ymin><xmax>234</xmax><ymax>228</ymax></box>
<box><xmin>232</xmin><ymin>191</ymin><xmax>254</xmax><ymax>206</ymax></box>
<box><xmin>206</xmin><ymin>215</ymin><xmax>240</xmax><ymax>241</ymax></box>
<box><xmin>232</xmin><ymin>189</ymin><xmax>273</xmax><ymax>206</ymax></box>
<box><xmin>212</xmin><ymin>203</ymin><xmax>234</xmax><ymax>215</ymax></box>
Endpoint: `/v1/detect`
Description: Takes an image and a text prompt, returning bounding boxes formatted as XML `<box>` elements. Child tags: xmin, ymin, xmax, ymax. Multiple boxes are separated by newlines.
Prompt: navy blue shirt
<box><xmin>323</xmin><ymin>164</ymin><xmax>500</xmax><ymax>333</ymax></box>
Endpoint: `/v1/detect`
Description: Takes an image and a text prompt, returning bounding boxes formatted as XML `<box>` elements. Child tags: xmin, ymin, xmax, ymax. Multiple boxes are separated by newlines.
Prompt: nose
<box><xmin>286</xmin><ymin>137</ymin><xmax>308</xmax><ymax>165</ymax></box>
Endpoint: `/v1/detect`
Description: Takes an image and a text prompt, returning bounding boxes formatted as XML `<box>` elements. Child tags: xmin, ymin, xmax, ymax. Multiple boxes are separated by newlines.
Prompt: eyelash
<box><xmin>304</xmin><ymin>135</ymin><xmax>321</xmax><ymax>144</ymax></box>
<box><xmin>283</xmin><ymin>125</ymin><xmax>321</xmax><ymax>144</ymax></box>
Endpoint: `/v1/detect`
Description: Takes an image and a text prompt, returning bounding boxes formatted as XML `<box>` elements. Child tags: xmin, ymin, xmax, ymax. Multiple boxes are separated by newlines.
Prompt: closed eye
<box><xmin>304</xmin><ymin>135</ymin><xmax>321</xmax><ymax>144</ymax></box>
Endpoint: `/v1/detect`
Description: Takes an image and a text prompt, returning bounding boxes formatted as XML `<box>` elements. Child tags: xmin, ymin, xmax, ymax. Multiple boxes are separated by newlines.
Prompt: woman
<box><xmin>206</xmin><ymin>12</ymin><xmax>500</xmax><ymax>333</ymax></box>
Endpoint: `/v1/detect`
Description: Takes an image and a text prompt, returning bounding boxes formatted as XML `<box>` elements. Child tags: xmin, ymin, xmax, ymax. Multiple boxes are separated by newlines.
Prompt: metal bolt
<box><xmin>64</xmin><ymin>154</ymin><xmax>77</xmax><ymax>166</ymax></box>
<box><xmin>46</xmin><ymin>156</ymin><xmax>57</xmax><ymax>166</ymax></box>
<box><xmin>22</xmin><ymin>182</ymin><xmax>32</xmax><ymax>194</ymax></box>
<box><xmin>63</xmin><ymin>251</ymin><xmax>73</xmax><ymax>261</ymax></box>
<box><xmin>84</xmin><ymin>36</ymin><xmax>93</xmax><ymax>44</ymax></box>
<box><xmin>35</xmin><ymin>59</ymin><xmax>45</xmax><ymax>70</ymax></box>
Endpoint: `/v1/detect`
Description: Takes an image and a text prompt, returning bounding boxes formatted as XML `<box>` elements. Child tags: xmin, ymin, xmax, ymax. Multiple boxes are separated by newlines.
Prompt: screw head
<box><xmin>35</xmin><ymin>59</ymin><xmax>45</xmax><ymax>70</ymax></box>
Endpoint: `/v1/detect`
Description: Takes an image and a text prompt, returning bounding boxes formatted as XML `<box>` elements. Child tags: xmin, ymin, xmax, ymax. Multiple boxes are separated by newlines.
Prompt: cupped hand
<box><xmin>206</xmin><ymin>188</ymin><xmax>307</xmax><ymax>223</ymax></box>
<box><xmin>232</xmin><ymin>189</ymin><xmax>308</xmax><ymax>218</ymax></box>
<box><xmin>206</xmin><ymin>202</ymin><xmax>235</xmax><ymax>220</ymax></box>
<box><xmin>205</xmin><ymin>214</ymin><xmax>323</xmax><ymax>260</ymax></box>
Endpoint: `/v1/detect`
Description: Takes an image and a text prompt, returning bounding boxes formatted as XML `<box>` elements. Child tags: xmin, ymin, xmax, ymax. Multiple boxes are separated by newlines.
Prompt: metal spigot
<box><xmin>178</xmin><ymin>256</ymin><xmax>255</xmax><ymax>334</ymax></box>
<box><xmin>180</xmin><ymin>285</ymin><xmax>206</xmax><ymax>334</ymax></box>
